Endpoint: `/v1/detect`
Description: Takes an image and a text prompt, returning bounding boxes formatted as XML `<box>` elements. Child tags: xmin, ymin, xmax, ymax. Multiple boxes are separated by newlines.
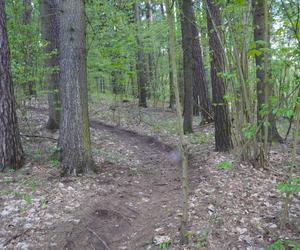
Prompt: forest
<box><xmin>0</xmin><ymin>0</ymin><xmax>299</xmax><ymax>249</ymax></box>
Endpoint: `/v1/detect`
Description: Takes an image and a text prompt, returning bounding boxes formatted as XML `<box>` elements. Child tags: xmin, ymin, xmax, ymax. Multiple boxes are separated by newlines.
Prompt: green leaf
<box><xmin>216</xmin><ymin>161</ymin><xmax>233</xmax><ymax>170</ymax></box>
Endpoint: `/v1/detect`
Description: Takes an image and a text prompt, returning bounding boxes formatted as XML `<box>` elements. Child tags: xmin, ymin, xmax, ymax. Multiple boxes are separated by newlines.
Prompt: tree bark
<box><xmin>190</xmin><ymin>6</ymin><xmax>212</xmax><ymax>123</ymax></box>
<box><xmin>180</xmin><ymin>0</ymin><xmax>194</xmax><ymax>133</ymax></box>
<box><xmin>134</xmin><ymin>3</ymin><xmax>147</xmax><ymax>107</ymax></box>
<box><xmin>0</xmin><ymin>0</ymin><xmax>24</xmax><ymax>171</ymax></box>
<box><xmin>206</xmin><ymin>0</ymin><xmax>232</xmax><ymax>151</ymax></box>
<box><xmin>253</xmin><ymin>0</ymin><xmax>283</xmax><ymax>146</ymax></box>
<box><xmin>40</xmin><ymin>0</ymin><xmax>60</xmax><ymax>130</ymax></box>
<box><xmin>58</xmin><ymin>0</ymin><xmax>94</xmax><ymax>175</ymax></box>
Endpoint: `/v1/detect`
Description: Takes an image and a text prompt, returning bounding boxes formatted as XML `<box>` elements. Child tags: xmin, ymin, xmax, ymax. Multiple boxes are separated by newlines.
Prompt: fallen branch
<box><xmin>87</xmin><ymin>227</ymin><xmax>110</xmax><ymax>250</ymax></box>
<box><xmin>4</xmin><ymin>229</ymin><xmax>31</xmax><ymax>247</ymax></box>
<box><xmin>20</xmin><ymin>133</ymin><xmax>58</xmax><ymax>141</ymax></box>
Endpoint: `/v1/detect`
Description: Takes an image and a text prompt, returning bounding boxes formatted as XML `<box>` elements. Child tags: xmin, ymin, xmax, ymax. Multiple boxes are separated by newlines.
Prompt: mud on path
<box><xmin>0</xmin><ymin>106</ymin><xmax>186</xmax><ymax>249</ymax></box>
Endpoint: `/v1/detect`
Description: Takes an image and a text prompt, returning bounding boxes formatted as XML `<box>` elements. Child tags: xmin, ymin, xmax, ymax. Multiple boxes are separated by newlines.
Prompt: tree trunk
<box><xmin>0</xmin><ymin>0</ymin><xmax>24</xmax><ymax>171</ymax></box>
<box><xmin>58</xmin><ymin>0</ymin><xmax>94</xmax><ymax>175</ymax></box>
<box><xmin>190</xmin><ymin>6</ymin><xmax>212</xmax><ymax>123</ymax></box>
<box><xmin>165</xmin><ymin>0</ymin><xmax>189</xmax><ymax>244</ymax></box>
<box><xmin>23</xmin><ymin>0</ymin><xmax>36</xmax><ymax>97</ymax></box>
<box><xmin>181</xmin><ymin>0</ymin><xmax>194</xmax><ymax>133</ymax></box>
<box><xmin>40</xmin><ymin>0</ymin><xmax>60</xmax><ymax>130</ymax></box>
<box><xmin>134</xmin><ymin>3</ymin><xmax>147</xmax><ymax>107</ymax></box>
<box><xmin>160</xmin><ymin>3</ymin><xmax>175</xmax><ymax>109</ymax></box>
<box><xmin>252</xmin><ymin>0</ymin><xmax>267</xmax><ymax>143</ymax></box>
<box><xmin>146</xmin><ymin>0</ymin><xmax>155</xmax><ymax>99</ymax></box>
<box><xmin>206</xmin><ymin>0</ymin><xmax>232</xmax><ymax>151</ymax></box>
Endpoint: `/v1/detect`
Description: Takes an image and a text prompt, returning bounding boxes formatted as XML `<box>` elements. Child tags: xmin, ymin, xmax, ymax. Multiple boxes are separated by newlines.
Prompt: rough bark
<box><xmin>23</xmin><ymin>0</ymin><xmax>36</xmax><ymax>96</ymax></box>
<box><xmin>134</xmin><ymin>3</ymin><xmax>147</xmax><ymax>107</ymax></box>
<box><xmin>58</xmin><ymin>0</ymin><xmax>94</xmax><ymax>175</ymax></box>
<box><xmin>206</xmin><ymin>0</ymin><xmax>232</xmax><ymax>151</ymax></box>
<box><xmin>0</xmin><ymin>0</ymin><xmax>24</xmax><ymax>171</ymax></box>
<box><xmin>40</xmin><ymin>0</ymin><xmax>60</xmax><ymax>130</ymax></box>
<box><xmin>190</xmin><ymin>6</ymin><xmax>212</xmax><ymax>123</ymax></box>
<box><xmin>181</xmin><ymin>0</ymin><xmax>194</xmax><ymax>133</ymax></box>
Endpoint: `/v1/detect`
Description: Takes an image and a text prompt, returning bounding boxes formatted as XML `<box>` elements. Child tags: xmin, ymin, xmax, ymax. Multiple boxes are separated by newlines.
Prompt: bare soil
<box><xmin>0</xmin><ymin>99</ymin><xmax>299</xmax><ymax>250</ymax></box>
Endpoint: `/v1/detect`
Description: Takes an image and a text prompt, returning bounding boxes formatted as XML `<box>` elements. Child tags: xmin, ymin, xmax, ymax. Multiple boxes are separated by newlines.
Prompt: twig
<box><xmin>20</xmin><ymin>133</ymin><xmax>58</xmax><ymax>141</ymax></box>
<box><xmin>87</xmin><ymin>227</ymin><xmax>110</xmax><ymax>250</ymax></box>
<box><xmin>3</xmin><ymin>229</ymin><xmax>31</xmax><ymax>247</ymax></box>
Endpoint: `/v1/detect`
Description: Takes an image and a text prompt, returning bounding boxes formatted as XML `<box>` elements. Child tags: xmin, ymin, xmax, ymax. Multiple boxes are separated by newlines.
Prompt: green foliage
<box><xmin>159</xmin><ymin>240</ymin><xmax>172</xmax><ymax>249</ymax></box>
<box><xmin>23</xmin><ymin>193</ymin><xmax>32</xmax><ymax>205</ymax></box>
<box><xmin>277</xmin><ymin>177</ymin><xmax>300</xmax><ymax>195</ymax></box>
<box><xmin>216</xmin><ymin>161</ymin><xmax>233</xmax><ymax>170</ymax></box>
<box><xmin>268</xmin><ymin>240</ymin><xmax>300</xmax><ymax>250</ymax></box>
<box><xmin>242</xmin><ymin>123</ymin><xmax>257</xmax><ymax>140</ymax></box>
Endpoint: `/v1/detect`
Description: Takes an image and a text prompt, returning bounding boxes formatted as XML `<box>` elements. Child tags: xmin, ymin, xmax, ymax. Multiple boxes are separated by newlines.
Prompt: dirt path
<box><xmin>1</xmin><ymin>105</ymin><xmax>299</xmax><ymax>250</ymax></box>
<box><xmin>52</xmin><ymin>118</ymin><xmax>184</xmax><ymax>249</ymax></box>
<box><xmin>1</xmin><ymin>106</ymin><xmax>186</xmax><ymax>250</ymax></box>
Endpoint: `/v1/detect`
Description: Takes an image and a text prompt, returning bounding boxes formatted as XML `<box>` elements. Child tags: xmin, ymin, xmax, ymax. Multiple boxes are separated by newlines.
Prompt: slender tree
<box><xmin>206</xmin><ymin>0</ymin><xmax>232</xmax><ymax>151</ymax></box>
<box><xmin>252</xmin><ymin>0</ymin><xmax>282</xmax><ymax>145</ymax></box>
<box><xmin>180</xmin><ymin>0</ymin><xmax>194</xmax><ymax>133</ymax></box>
<box><xmin>134</xmin><ymin>3</ymin><xmax>147</xmax><ymax>107</ymax></box>
<box><xmin>190</xmin><ymin>4</ymin><xmax>212</xmax><ymax>123</ymax></box>
<box><xmin>59</xmin><ymin>0</ymin><xmax>94</xmax><ymax>175</ymax></box>
<box><xmin>40</xmin><ymin>0</ymin><xmax>60</xmax><ymax>130</ymax></box>
<box><xmin>0</xmin><ymin>0</ymin><xmax>24</xmax><ymax>171</ymax></box>
<box><xmin>23</xmin><ymin>0</ymin><xmax>35</xmax><ymax>96</ymax></box>
<box><xmin>166</xmin><ymin>0</ymin><xmax>189</xmax><ymax>244</ymax></box>
<box><xmin>146</xmin><ymin>0</ymin><xmax>155</xmax><ymax>98</ymax></box>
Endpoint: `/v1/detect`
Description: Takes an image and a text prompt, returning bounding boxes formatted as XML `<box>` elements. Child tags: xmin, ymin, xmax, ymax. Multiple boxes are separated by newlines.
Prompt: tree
<box><xmin>146</xmin><ymin>0</ymin><xmax>155</xmax><ymax>98</ymax></box>
<box><xmin>40</xmin><ymin>0</ymin><xmax>60</xmax><ymax>130</ymax></box>
<box><xmin>190</xmin><ymin>4</ymin><xmax>212</xmax><ymax>123</ymax></box>
<box><xmin>23</xmin><ymin>0</ymin><xmax>35</xmax><ymax>97</ymax></box>
<box><xmin>134</xmin><ymin>3</ymin><xmax>147</xmax><ymax>107</ymax></box>
<box><xmin>252</xmin><ymin>0</ymin><xmax>282</xmax><ymax>145</ymax></box>
<box><xmin>165</xmin><ymin>0</ymin><xmax>189</xmax><ymax>244</ymax></box>
<box><xmin>0</xmin><ymin>0</ymin><xmax>24</xmax><ymax>171</ymax></box>
<box><xmin>59</xmin><ymin>0</ymin><xmax>94</xmax><ymax>175</ymax></box>
<box><xmin>206</xmin><ymin>0</ymin><xmax>232</xmax><ymax>151</ymax></box>
<box><xmin>180</xmin><ymin>0</ymin><xmax>194</xmax><ymax>133</ymax></box>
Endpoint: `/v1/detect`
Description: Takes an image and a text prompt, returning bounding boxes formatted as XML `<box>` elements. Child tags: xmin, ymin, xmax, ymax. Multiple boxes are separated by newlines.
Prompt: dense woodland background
<box><xmin>0</xmin><ymin>0</ymin><xmax>299</xmax><ymax>249</ymax></box>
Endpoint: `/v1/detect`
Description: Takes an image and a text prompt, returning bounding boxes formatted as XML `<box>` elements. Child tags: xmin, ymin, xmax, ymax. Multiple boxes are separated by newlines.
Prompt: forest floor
<box><xmin>0</xmin><ymin>97</ymin><xmax>299</xmax><ymax>250</ymax></box>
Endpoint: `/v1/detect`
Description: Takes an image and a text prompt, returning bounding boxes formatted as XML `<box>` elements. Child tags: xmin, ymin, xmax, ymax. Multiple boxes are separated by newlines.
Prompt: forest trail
<box><xmin>1</xmin><ymin>104</ymin><xmax>299</xmax><ymax>250</ymax></box>
<box><xmin>1</xmin><ymin>105</ymin><xmax>191</xmax><ymax>249</ymax></box>
<box><xmin>58</xmin><ymin>115</ymin><xmax>184</xmax><ymax>249</ymax></box>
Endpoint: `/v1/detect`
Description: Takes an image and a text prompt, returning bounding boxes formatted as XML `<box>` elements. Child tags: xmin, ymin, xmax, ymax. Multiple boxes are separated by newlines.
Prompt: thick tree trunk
<box><xmin>40</xmin><ymin>0</ymin><xmax>60</xmax><ymax>130</ymax></box>
<box><xmin>206</xmin><ymin>0</ymin><xmax>232</xmax><ymax>151</ymax></box>
<box><xmin>181</xmin><ymin>0</ymin><xmax>194</xmax><ymax>133</ymax></box>
<box><xmin>134</xmin><ymin>3</ymin><xmax>147</xmax><ymax>107</ymax></box>
<box><xmin>0</xmin><ymin>0</ymin><xmax>24</xmax><ymax>171</ymax></box>
<box><xmin>58</xmin><ymin>0</ymin><xmax>94</xmax><ymax>175</ymax></box>
<box><xmin>23</xmin><ymin>0</ymin><xmax>36</xmax><ymax>97</ymax></box>
<box><xmin>190</xmin><ymin>7</ymin><xmax>212</xmax><ymax>123</ymax></box>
